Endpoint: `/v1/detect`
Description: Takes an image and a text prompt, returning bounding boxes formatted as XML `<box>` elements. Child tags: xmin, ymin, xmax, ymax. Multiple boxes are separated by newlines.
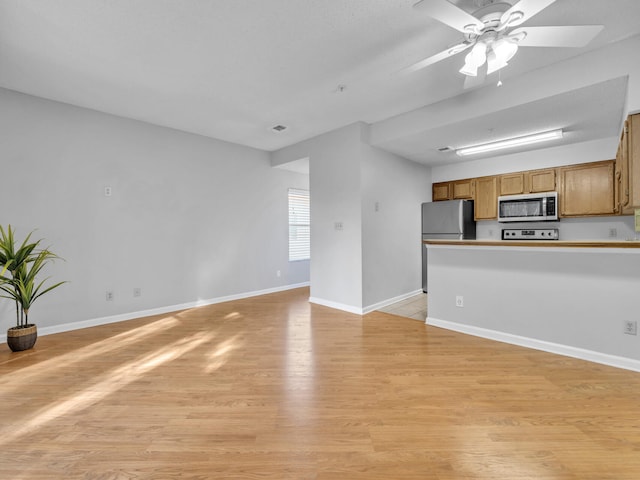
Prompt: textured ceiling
<box><xmin>1</xmin><ymin>0</ymin><xmax>640</xmax><ymax>164</ymax></box>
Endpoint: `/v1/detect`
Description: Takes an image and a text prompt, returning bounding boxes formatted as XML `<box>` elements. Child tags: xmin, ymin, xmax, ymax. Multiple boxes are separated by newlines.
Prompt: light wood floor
<box><xmin>1</xmin><ymin>287</ymin><xmax>639</xmax><ymax>479</ymax></box>
<box><xmin>377</xmin><ymin>292</ymin><xmax>427</xmax><ymax>321</ymax></box>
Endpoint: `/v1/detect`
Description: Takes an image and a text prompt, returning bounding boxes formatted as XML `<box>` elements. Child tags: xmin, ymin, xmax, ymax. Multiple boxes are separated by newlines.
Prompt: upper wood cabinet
<box><xmin>452</xmin><ymin>179</ymin><xmax>475</xmax><ymax>199</ymax></box>
<box><xmin>616</xmin><ymin>118</ymin><xmax>630</xmax><ymax>213</ymax></box>
<box><xmin>499</xmin><ymin>168</ymin><xmax>556</xmax><ymax>196</ymax></box>
<box><xmin>474</xmin><ymin>176</ymin><xmax>499</xmax><ymax>220</ymax></box>
<box><xmin>528</xmin><ymin>168</ymin><xmax>557</xmax><ymax>193</ymax></box>
<box><xmin>616</xmin><ymin>113</ymin><xmax>640</xmax><ymax>214</ymax></box>
<box><xmin>432</xmin><ymin>179</ymin><xmax>475</xmax><ymax>201</ymax></box>
<box><xmin>434</xmin><ymin>160</ymin><xmax>615</xmax><ymax>219</ymax></box>
<box><xmin>630</xmin><ymin>113</ymin><xmax>640</xmax><ymax>208</ymax></box>
<box><xmin>499</xmin><ymin>172</ymin><xmax>525</xmax><ymax>196</ymax></box>
<box><xmin>432</xmin><ymin>182</ymin><xmax>452</xmax><ymax>201</ymax></box>
<box><xmin>559</xmin><ymin>160</ymin><xmax>616</xmax><ymax>217</ymax></box>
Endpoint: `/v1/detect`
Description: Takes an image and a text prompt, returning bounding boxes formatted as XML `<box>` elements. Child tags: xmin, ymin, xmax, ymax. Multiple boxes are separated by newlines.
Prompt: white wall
<box><xmin>431</xmin><ymin>138</ymin><xmax>618</xmax><ymax>183</ymax></box>
<box><xmin>0</xmin><ymin>88</ymin><xmax>309</xmax><ymax>333</ymax></box>
<box><xmin>272</xmin><ymin>122</ymin><xmax>432</xmax><ymax>312</ymax></box>
<box><xmin>361</xmin><ymin>143</ymin><xmax>431</xmax><ymax>307</ymax></box>
<box><xmin>272</xmin><ymin>123</ymin><xmax>365</xmax><ymax>311</ymax></box>
<box><xmin>427</xmin><ymin>245</ymin><xmax>640</xmax><ymax>371</ymax></box>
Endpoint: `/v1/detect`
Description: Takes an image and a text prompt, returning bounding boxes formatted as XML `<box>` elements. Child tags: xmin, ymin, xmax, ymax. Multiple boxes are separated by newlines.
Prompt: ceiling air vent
<box><xmin>271</xmin><ymin>125</ymin><xmax>288</xmax><ymax>133</ymax></box>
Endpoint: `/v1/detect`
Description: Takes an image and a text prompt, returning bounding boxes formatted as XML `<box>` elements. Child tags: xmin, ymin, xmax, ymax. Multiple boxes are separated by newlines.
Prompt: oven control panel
<box><xmin>502</xmin><ymin>228</ymin><xmax>559</xmax><ymax>240</ymax></box>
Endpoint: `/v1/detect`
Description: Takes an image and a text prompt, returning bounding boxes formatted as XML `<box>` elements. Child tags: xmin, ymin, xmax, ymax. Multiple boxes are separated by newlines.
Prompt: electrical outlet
<box><xmin>106</xmin><ymin>291</ymin><xmax>114</xmax><ymax>301</ymax></box>
<box><xmin>334</xmin><ymin>221</ymin><xmax>343</xmax><ymax>231</ymax></box>
<box><xmin>104</xmin><ymin>186</ymin><xmax>112</xmax><ymax>197</ymax></box>
<box><xmin>623</xmin><ymin>320</ymin><xmax>637</xmax><ymax>335</ymax></box>
<box><xmin>133</xmin><ymin>288</ymin><xmax>141</xmax><ymax>297</ymax></box>
<box><xmin>609</xmin><ymin>228</ymin><xmax>617</xmax><ymax>238</ymax></box>
<box><xmin>455</xmin><ymin>295</ymin><xmax>464</xmax><ymax>308</ymax></box>
<box><xmin>276</xmin><ymin>270</ymin><xmax>281</xmax><ymax>278</ymax></box>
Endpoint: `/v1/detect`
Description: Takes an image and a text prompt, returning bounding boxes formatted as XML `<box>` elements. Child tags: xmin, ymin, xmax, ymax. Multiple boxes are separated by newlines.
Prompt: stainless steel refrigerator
<box><xmin>422</xmin><ymin>199</ymin><xmax>476</xmax><ymax>292</ymax></box>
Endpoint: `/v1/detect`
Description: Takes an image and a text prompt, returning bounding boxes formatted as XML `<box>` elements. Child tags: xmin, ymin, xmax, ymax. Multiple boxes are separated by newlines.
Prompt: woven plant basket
<box><xmin>7</xmin><ymin>324</ymin><xmax>38</xmax><ymax>352</ymax></box>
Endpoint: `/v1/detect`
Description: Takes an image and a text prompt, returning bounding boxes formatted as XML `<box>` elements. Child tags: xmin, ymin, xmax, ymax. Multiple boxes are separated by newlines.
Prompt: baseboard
<box><xmin>308</xmin><ymin>289</ymin><xmax>424</xmax><ymax>316</ymax></box>
<box><xmin>426</xmin><ymin>316</ymin><xmax>640</xmax><ymax>373</ymax></box>
<box><xmin>308</xmin><ymin>297</ymin><xmax>363</xmax><ymax>315</ymax></box>
<box><xmin>363</xmin><ymin>289</ymin><xmax>423</xmax><ymax>315</ymax></box>
<box><xmin>0</xmin><ymin>282</ymin><xmax>310</xmax><ymax>342</ymax></box>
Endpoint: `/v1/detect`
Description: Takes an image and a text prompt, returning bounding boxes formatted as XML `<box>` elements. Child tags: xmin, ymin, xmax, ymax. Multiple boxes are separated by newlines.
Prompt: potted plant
<box><xmin>0</xmin><ymin>225</ymin><xmax>66</xmax><ymax>352</ymax></box>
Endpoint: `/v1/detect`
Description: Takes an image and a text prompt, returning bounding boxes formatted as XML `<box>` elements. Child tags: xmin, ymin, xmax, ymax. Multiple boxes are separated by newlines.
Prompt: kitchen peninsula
<box><xmin>423</xmin><ymin>238</ymin><xmax>640</xmax><ymax>372</ymax></box>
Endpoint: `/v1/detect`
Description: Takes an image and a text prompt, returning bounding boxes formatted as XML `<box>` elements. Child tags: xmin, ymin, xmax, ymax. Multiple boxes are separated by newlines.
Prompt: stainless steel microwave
<box><xmin>498</xmin><ymin>191</ymin><xmax>558</xmax><ymax>222</ymax></box>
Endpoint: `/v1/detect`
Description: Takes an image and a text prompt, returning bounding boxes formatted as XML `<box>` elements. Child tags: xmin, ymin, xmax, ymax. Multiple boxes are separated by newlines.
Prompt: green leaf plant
<box><xmin>0</xmin><ymin>225</ymin><xmax>66</xmax><ymax>328</ymax></box>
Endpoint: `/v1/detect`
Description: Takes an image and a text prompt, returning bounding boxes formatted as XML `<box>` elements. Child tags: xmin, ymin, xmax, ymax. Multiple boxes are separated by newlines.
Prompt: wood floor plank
<box><xmin>1</xmin><ymin>287</ymin><xmax>639</xmax><ymax>479</ymax></box>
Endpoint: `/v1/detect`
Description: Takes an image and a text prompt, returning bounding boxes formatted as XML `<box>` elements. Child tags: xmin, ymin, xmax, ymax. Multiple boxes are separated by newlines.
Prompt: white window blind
<box><xmin>288</xmin><ymin>188</ymin><xmax>310</xmax><ymax>261</ymax></box>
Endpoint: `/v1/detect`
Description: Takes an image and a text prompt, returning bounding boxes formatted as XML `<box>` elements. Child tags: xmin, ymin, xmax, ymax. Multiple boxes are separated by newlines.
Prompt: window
<box><xmin>288</xmin><ymin>188</ymin><xmax>310</xmax><ymax>261</ymax></box>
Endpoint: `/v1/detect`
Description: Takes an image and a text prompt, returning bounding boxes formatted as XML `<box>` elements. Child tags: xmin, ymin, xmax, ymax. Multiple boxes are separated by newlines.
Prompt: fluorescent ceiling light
<box><xmin>456</xmin><ymin>129</ymin><xmax>564</xmax><ymax>156</ymax></box>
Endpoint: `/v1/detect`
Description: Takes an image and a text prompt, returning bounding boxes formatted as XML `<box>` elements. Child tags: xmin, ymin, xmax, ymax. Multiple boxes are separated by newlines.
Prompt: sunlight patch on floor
<box><xmin>0</xmin><ymin>316</ymin><xmax>182</xmax><ymax>393</ymax></box>
<box><xmin>204</xmin><ymin>334</ymin><xmax>243</xmax><ymax>373</ymax></box>
<box><xmin>0</xmin><ymin>331</ymin><xmax>213</xmax><ymax>446</ymax></box>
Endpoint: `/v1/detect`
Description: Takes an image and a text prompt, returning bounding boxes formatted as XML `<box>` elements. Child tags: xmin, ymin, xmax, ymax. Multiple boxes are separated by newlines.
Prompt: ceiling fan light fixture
<box><xmin>459</xmin><ymin>42</ymin><xmax>487</xmax><ymax>76</ymax></box>
<box><xmin>469</xmin><ymin>41</ymin><xmax>488</xmax><ymax>65</ymax></box>
<box><xmin>459</xmin><ymin>60</ymin><xmax>478</xmax><ymax>76</ymax></box>
<box><xmin>455</xmin><ymin>129</ymin><xmax>564</xmax><ymax>156</ymax></box>
<box><xmin>486</xmin><ymin>50</ymin><xmax>508</xmax><ymax>74</ymax></box>
<box><xmin>493</xmin><ymin>38</ymin><xmax>519</xmax><ymax>64</ymax></box>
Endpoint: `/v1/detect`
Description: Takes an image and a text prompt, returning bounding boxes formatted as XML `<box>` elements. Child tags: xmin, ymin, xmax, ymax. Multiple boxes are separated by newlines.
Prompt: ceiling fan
<box><xmin>407</xmin><ymin>0</ymin><xmax>603</xmax><ymax>87</ymax></box>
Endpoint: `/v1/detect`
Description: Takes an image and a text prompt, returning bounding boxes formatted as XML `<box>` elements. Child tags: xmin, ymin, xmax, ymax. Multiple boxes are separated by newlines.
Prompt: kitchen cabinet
<box><xmin>499</xmin><ymin>168</ymin><xmax>556</xmax><ymax>196</ymax></box>
<box><xmin>474</xmin><ymin>176</ymin><xmax>499</xmax><ymax>220</ymax></box>
<box><xmin>616</xmin><ymin>118</ymin><xmax>630</xmax><ymax>213</ymax></box>
<box><xmin>499</xmin><ymin>172</ymin><xmax>525</xmax><ymax>195</ymax></box>
<box><xmin>432</xmin><ymin>182</ymin><xmax>452</xmax><ymax>201</ymax></box>
<box><xmin>559</xmin><ymin>160</ymin><xmax>616</xmax><ymax>217</ymax></box>
<box><xmin>452</xmin><ymin>179</ymin><xmax>475</xmax><ymax>199</ymax></box>
<box><xmin>630</xmin><ymin>114</ymin><xmax>640</xmax><ymax>207</ymax></box>
<box><xmin>616</xmin><ymin>113</ymin><xmax>640</xmax><ymax>214</ymax></box>
<box><xmin>434</xmin><ymin>160</ymin><xmax>613</xmax><ymax>219</ymax></box>
<box><xmin>528</xmin><ymin>168</ymin><xmax>556</xmax><ymax>193</ymax></box>
<box><xmin>434</xmin><ymin>179</ymin><xmax>475</xmax><ymax>201</ymax></box>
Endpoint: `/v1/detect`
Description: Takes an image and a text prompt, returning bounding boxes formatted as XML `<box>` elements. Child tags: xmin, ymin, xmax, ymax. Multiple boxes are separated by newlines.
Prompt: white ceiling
<box><xmin>1</xmin><ymin>0</ymin><xmax>640</xmax><ymax>166</ymax></box>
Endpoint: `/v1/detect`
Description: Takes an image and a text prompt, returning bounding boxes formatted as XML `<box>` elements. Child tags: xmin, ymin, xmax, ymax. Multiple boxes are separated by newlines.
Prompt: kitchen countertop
<box><xmin>422</xmin><ymin>238</ymin><xmax>640</xmax><ymax>248</ymax></box>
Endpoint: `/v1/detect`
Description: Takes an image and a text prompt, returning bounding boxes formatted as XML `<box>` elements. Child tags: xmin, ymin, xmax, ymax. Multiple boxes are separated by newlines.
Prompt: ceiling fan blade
<box><xmin>414</xmin><ymin>0</ymin><xmax>484</xmax><ymax>34</ymax></box>
<box><xmin>500</xmin><ymin>0</ymin><xmax>556</xmax><ymax>28</ymax></box>
<box><xmin>511</xmin><ymin>25</ymin><xmax>604</xmax><ymax>47</ymax></box>
<box><xmin>399</xmin><ymin>42</ymin><xmax>472</xmax><ymax>75</ymax></box>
